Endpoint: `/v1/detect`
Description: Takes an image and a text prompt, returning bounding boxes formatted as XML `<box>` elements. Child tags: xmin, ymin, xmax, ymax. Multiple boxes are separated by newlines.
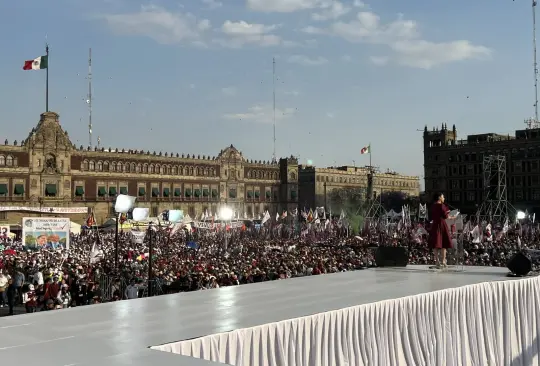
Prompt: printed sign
<box><xmin>22</xmin><ymin>217</ymin><xmax>70</xmax><ymax>250</ymax></box>
<box><xmin>0</xmin><ymin>206</ymin><xmax>88</xmax><ymax>214</ymax></box>
<box><xmin>0</xmin><ymin>226</ymin><xmax>9</xmax><ymax>237</ymax></box>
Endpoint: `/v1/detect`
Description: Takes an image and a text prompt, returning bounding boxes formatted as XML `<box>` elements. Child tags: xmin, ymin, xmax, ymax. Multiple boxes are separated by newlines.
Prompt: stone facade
<box><xmin>298</xmin><ymin>165</ymin><xmax>420</xmax><ymax>209</ymax></box>
<box><xmin>423</xmin><ymin>123</ymin><xmax>540</xmax><ymax>213</ymax></box>
<box><xmin>0</xmin><ymin>112</ymin><xmax>299</xmax><ymax>224</ymax></box>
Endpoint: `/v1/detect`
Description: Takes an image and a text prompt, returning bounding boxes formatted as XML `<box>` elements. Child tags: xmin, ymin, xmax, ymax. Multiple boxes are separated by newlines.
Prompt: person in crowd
<box><xmin>0</xmin><ymin>270</ymin><xmax>7</xmax><ymax>308</ymax></box>
<box><xmin>23</xmin><ymin>284</ymin><xmax>37</xmax><ymax>313</ymax></box>
<box><xmin>57</xmin><ymin>284</ymin><xmax>71</xmax><ymax>309</ymax></box>
<box><xmin>125</xmin><ymin>279</ymin><xmax>139</xmax><ymax>300</ymax></box>
<box><xmin>6</xmin><ymin>278</ymin><xmax>15</xmax><ymax>315</ymax></box>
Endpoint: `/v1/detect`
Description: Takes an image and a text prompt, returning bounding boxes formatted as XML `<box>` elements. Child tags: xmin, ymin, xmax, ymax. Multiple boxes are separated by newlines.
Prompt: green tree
<box><xmin>327</xmin><ymin>187</ymin><xmax>365</xmax><ymax>233</ymax></box>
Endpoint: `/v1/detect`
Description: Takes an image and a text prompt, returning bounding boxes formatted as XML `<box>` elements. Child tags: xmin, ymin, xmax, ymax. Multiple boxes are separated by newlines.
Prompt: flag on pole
<box><xmin>23</xmin><ymin>55</ymin><xmax>48</xmax><ymax>70</ymax></box>
<box><xmin>360</xmin><ymin>145</ymin><xmax>371</xmax><ymax>154</ymax></box>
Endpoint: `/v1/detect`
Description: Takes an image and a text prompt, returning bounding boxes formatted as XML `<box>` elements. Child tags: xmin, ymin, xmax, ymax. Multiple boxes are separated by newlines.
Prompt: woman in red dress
<box><xmin>428</xmin><ymin>192</ymin><xmax>455</xmax><ymax>268</ymax></box>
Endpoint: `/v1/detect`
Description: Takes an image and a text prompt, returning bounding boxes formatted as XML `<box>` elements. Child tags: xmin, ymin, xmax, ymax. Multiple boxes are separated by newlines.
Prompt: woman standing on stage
<box><xmin>428</xmin><ymin>192</ymin><xmax>455</xmax><ymax>268</ymax></box>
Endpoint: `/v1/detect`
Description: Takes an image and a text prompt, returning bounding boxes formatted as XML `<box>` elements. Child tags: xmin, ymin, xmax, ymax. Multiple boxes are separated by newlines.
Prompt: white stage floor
<box><xmin>0</xmin><ymin>265</ymin><xmax>510</xmax><ymax>366</ymax></box>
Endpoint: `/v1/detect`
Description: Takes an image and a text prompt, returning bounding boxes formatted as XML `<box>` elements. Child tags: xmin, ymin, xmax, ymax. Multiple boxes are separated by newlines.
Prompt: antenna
<box><xmin>533</xmin><ymin>0</ymin><xmax>539</xmax><ymax>121</ymax></box>
<box><xmin>272</xmin><ymin>57</ymin><xmax>276</xmax><ymax>163</ymax></box>
<box><xmin>88</xmin><ymin>47</ymin><xmax>93</xmax><ymax>148</ymax></box>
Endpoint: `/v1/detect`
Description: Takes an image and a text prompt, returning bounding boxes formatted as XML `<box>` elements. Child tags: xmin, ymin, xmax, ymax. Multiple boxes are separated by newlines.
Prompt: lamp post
<box><xmin>147</xmin><ymin>221</ymin><xmax>154</xmax><ymax>296</ymax></box>
<box><xmin>219</xmin><ymin>206</ymin><xmax>233</xmax><ymax>254</ymax></box>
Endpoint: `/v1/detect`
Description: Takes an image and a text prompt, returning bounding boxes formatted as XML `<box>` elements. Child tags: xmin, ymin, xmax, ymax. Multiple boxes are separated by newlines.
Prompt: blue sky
<box><xmin>0</xmin><ymin>0</ymin><xmax>535</xmax><ymax>180</ymax></box>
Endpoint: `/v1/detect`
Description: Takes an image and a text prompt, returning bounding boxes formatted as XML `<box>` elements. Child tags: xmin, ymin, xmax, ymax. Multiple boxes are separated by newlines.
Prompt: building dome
<box><xmin>218</xmin><ymin>144</ymin><xmax>243</xmax><ymax>161</ymax></box>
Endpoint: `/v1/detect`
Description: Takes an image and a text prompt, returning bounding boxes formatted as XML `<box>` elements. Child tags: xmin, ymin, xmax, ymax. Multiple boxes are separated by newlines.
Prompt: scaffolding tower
<box><xmin>361</xmin><ymin>166</ymin><xmax>388</xmax><ymax>226</ymax></box>
<box><xmin>476</xmin><ymin>155</ymin><xmax>509</xmax><ymax>222</ymax></box>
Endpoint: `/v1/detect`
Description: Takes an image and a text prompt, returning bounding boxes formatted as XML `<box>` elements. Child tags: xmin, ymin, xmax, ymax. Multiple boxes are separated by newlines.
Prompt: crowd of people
<box><xmin>0</xmin><ymin>215</ymin><xmax>534</xmax><ymax>316</ymax></box>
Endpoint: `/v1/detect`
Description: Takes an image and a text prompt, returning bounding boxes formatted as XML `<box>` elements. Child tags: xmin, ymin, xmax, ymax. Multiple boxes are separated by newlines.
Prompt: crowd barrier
<box><xmin>152</xmin><ymin>276</ymin><xmax>540</xmax><ymax>366</ymax></box>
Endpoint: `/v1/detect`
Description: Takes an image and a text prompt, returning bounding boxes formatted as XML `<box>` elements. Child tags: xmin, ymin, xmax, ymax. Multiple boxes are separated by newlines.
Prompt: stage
<box><xmin>0</xmin><ymin>266</ymin><xmax>518</xmax><ymax>365</ymax></box>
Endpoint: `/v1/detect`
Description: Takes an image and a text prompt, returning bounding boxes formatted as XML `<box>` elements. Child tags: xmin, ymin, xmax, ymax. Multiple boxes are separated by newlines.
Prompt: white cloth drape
<box><xmin>153</xmin><ymin>277</ymin><xmax>540</xmax><ymax>366</ymax></box>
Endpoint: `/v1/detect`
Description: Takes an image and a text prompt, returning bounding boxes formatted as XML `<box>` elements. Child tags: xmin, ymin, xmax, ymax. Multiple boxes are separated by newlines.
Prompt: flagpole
<box><xmin>369</xmin><ymin>141</ymin><xmax>372</xmax><ymax>167</ymax></box>
<box><xmin>45</xmin><ymin>43</ymin><xmax>49</xmax><ymax>112</ymax></box>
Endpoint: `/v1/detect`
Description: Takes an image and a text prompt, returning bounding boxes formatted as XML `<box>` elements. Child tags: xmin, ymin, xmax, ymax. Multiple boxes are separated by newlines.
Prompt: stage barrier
<box><xmin>152</xmin><ymin>276</ymin><xmax>540</xmax><ymax>366</ymax></box>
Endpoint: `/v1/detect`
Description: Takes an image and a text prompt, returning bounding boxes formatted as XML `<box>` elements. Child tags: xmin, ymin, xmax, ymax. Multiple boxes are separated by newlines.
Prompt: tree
<box><xmin>380</xmin><ymin>191</ymin><xmax>419</xmax><ymax>211</ymax></box>
<box><xmin>327</xmin><ymin>187</ymin><xmax>365</xmax><ymax>233</ymax></box>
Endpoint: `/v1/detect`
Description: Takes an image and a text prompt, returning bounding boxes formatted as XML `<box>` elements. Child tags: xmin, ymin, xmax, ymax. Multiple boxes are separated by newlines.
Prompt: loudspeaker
<box><xmin>507</xmin><ymin>252</ymin><xmax>532</xmax><ymax>276</ymax></box>
<box><xmin>375</xmin><ymin>246</ymin><xmax>409</xmax><ymax>267</ymax></box>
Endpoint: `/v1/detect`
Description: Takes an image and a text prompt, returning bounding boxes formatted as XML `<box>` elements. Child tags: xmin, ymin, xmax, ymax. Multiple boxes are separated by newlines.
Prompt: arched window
<box><xmin>211</xmin><ymin>168</ymin><xmax>215</xmax><ymax>176</ymax></box>
<box><xmin>0</xmin><ymin>155</ymin><xmax>4</xmax><ymax>166</ymax></box>
<box><xmin>149</xmin><ymin>164</ymin><xmax>155</xmax><ymax>174</ymax></box>
<box><xmin>167</xmin><ymin>165</ymin><xmax>172</xmax><ymax>174</ymax></box>
<box><xmin>111</xmin><ymin>162</ymin><xmax>117</xmax><ymax>172</ymax></box>
<box><xmin>13</xmin><ymin>157</ymin><xmax>18</xmax><ymax>166</ymax></box>
<box><xmin>136</xmin><ymin>164</ymin><xmax>141</xmax><ymax>173</ymax></box>
<box><xmin>131</xmin><ymin>163</ymin><xmax>136</xmax><ymax>172</ymax></box>
<box><xmin>82</xmin><ymin>160</ymin><xmax>88</xmax><ymax>170</ymax></box>
<box><xmin>143</xmin><ymin>164</ymin><xmax>148</xmax><ymax>173</ymax></box>
<box><xmin>179</xmin><ymin>166</ymin><xmax>184</xmax><ymax>175</ymax></box>
<box><xmin>189</xmin><ymin>167</ymin><xmax>194</xmax><ymax>175</ymax></box>
<box><xmin>196</xmin><ymin>167</ymin><xmax>200</xmax><ymax>175</ymax></box>
<box><xmin>6</xmin><ymin>155</ymin><xmax>13</xmax><ymax>166</ymax></box>
<box><xmin>124</xmin><ymin>163</ymin><xmax>130</xmax><ymax>173</ymax></box>
<box><xmin>173</xmin><ymin>166</ymin><xmax>178</xmax><ymax>175</ymax></box>
<box><xmin>97</xmin><ymin>161</ymin><xmax>103</xmax><ymax>171</ymax></box>
<box><xmin>155</xmin><ymin>164</ymin><xmax>160</xmax><ymax>174</ymax></box>
<box><xmin>160</xmin><ymin>165</ymin><xmax>165</xmax><ymax>174</ymax></box>
<box><xmin>89</xmin><ymin>161</ymin><xmax>95</xmax><ymax>170</ymax></box>
<box><xmin>103</xmin><ymin>161</ymin><xmax>109</xmax><ymax>171</ymax></box>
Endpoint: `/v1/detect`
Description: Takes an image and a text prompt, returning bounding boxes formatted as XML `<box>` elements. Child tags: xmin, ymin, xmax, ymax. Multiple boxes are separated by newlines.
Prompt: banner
<box><xmin>0</xmin><ymin>225</ymin><xmax>9</xmax><ymax>237</ymax></box>
<box><xmin>193</xmin><ymin>221</ymin><xmax>244</xmax><ymax>230</ymax></box>
<box><xmin>131</xmin><ymin>231</ymin><xmax>146</xmax><ymax>244</ymax></box>
<box><xmin>22</xmin><ymin>217</ymin><xmax>70</xmax><ymax>250</ymax></box>
<box><xmin>0</xmin><ymin>206</ymin><xmax>88</xmax><ymax>214</ymax></box>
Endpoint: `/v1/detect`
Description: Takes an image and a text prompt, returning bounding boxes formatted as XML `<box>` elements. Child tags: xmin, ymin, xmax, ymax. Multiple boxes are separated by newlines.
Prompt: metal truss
<box><xmin>476</xmin><ymin>155</ymin><xmax>509</xmax><ymax>222</ymax></box>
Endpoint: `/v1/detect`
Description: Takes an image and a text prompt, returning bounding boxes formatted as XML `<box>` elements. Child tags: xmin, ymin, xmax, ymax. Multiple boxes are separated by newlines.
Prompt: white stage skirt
<box><xmin>153</xmin><ymin>276</ymin><xmax>540</xmax><ymax>366</ymax></box>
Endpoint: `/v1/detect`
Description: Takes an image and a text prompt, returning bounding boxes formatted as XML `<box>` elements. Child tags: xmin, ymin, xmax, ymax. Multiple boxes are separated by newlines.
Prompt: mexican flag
<box><xmin>360</xmin><ymin>145</ymin><xmax>371</xmax><ymax>154</ymax></box>
<box><xmin>23</xmin><ymin>55</ymin><xmax>48</xmax><ymax>70</ymax></box>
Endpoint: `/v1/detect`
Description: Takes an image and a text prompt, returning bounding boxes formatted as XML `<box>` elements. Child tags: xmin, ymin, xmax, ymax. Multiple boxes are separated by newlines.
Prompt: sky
<box><xmin>0</xmin><ymin>0</ymin><xmax>536</xmax><ymax>180</ymax></box>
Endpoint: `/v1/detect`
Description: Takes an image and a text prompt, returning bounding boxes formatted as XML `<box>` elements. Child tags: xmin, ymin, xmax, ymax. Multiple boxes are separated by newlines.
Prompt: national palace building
<box><xmin>0</xmin><ymin>112</ymin><xmax>420</xmax><ymax>224</ymax></box>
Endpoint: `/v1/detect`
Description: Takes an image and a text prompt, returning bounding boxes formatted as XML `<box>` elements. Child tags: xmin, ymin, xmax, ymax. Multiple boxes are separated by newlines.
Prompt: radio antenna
<box><xmin>88</xmin><ymin>47</ymin><xmax>93</xmax><ymax>148</ymax></box>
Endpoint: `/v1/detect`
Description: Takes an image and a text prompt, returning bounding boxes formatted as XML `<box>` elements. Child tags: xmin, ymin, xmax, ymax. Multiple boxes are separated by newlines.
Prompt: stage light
<box><xmin>168</xmin><ymin>210</ymin><xmax>184</xmax><ymax>223</ymax></box>
<box><xmin>132</xmin><ymin>207</ymin><xmax>150</xmax><ymax>221</ymax></box>
<box><xmin>220</xmin><ymin>207</ymin><xmax>233</xmax><ymax>221</ymax></box>
<box><xmin>115</xmin><ymin>194</ymin><xmax>136</xmax><ymax>214</ymax></box>
<box><xmin>517</xmin><ymin>211</ymin><xmax>526</xmax><ymax>220</ymax></box>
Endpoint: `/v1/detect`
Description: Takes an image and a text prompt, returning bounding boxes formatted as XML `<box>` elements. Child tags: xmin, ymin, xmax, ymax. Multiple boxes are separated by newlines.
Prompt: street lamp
<box><xmin>114</xmin><ymin>194</ymin><xmax>136</xmax><ymax>269</ymax></box>
<box><xmin>219</xmin><ymin>206</ymin><xmax>233</xmax><ymax>253</ymax></box>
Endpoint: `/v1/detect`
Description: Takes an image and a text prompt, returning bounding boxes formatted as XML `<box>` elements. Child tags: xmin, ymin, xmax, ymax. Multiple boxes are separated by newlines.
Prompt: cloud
<box><xmin>201</xmin><ymin>0</ymin><xmax>222</xmax><ymax>9</ymax></box>
<box><xmin>312</xmin><ymin>1</ymin><xmax>350</xmax><ymax>21</ymax></box>
<box><xmin>221</xmin><ymin>86</ymin><xmax>237</xmax><ymax>96</ymax></box>
<box><xmin>284</xmin><ymin>90</ymin><xmax>300</xmax><ymax>96</ymax></box>
<box><xmin>247</xmin><ymin>0</ymin><xmax>331</xmax><ymax>13</ymax></box>
<box><xmin>223</xmin><ymin>104</ymin><xmax>296</xmax><ymax>124</ymax></box>
<box><xmin>341</xmin><ymin>54</ymin><xmax>352</xmax><ymax>62</ymax></box>
<box><xmin>101</xmin><ymin>5</ymin><xmax>211</xmax><ymax>45</ymax></box>
<box><xmin>216</xmin><ymin>20</ymin><xmax>282</xmax><ymax>47</ymax></box>
<box><xmin>301</xmin><ymin>11</ymin><xmax>491</xmax><ymax>69</ymax></box>
<box><xmin>370</xmin><ymin>56</ymin><xmax>388</xmax><ymax>65</ymax></box>
<box><xmin>288</xmin><ymin>55</ymin><xmax>328</xmax><ymax>66</ymax></box>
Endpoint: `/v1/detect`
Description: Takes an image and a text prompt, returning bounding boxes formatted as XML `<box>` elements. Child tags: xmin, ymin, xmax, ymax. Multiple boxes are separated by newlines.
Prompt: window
<box><xmin>6</xmin><ymin>156</ymin><xmax>13</xmax><ymax>166</ymax></box>
<box><xmin>452</xmin><ymin>192</ymin><xmax>460</xmax><ymax>202</ymax></box>
<box><xmin>149</xmin><ymin>165</ymin><xmax>155</xmax><ymax>174</ymax></box>
<box><xmin>131</xmin><ymin>163</ymin><xmax>136</xmax><ymax>172</ymax></box>
<box><xmin>82</xmin><ymin>160</ymin><xmax>88</xmax><ymax>170</ymax></box>
<box><xmin>515</xmin><ymin>190</ymin><xmax>523</xmax><ymax>200</ymax></box>
<box><xmin>89</xmin><ymin>161</ymin><xmax>95</xmax><ymax>170</ymax></box>
<box><xmin>97</xmin><ymin>161</ymin><xmax>103</xmax><ymax>171</ymax></box>
<box><xmin>103</xmin><ymin>162</ymin><xmax>109</xmax><ymax>171</ymax></box>
<box><xmin>467</xmin><ymin>179</ymin><xmax>474</xmax><ymax>189</ymax></box>
<box><xmin>533</xmin><ymin>189</ymin><xmax>540</xmax><ymax>201</ymax></box>
<box><xmin>467</xmin><ymin>192</ymin><xmax>475</xmax><ymax>202</ymax></box>
<box><xmin>111</xmin><ymin>162</ymin><xmax>116</xmax><ymax>172</ymax></box>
